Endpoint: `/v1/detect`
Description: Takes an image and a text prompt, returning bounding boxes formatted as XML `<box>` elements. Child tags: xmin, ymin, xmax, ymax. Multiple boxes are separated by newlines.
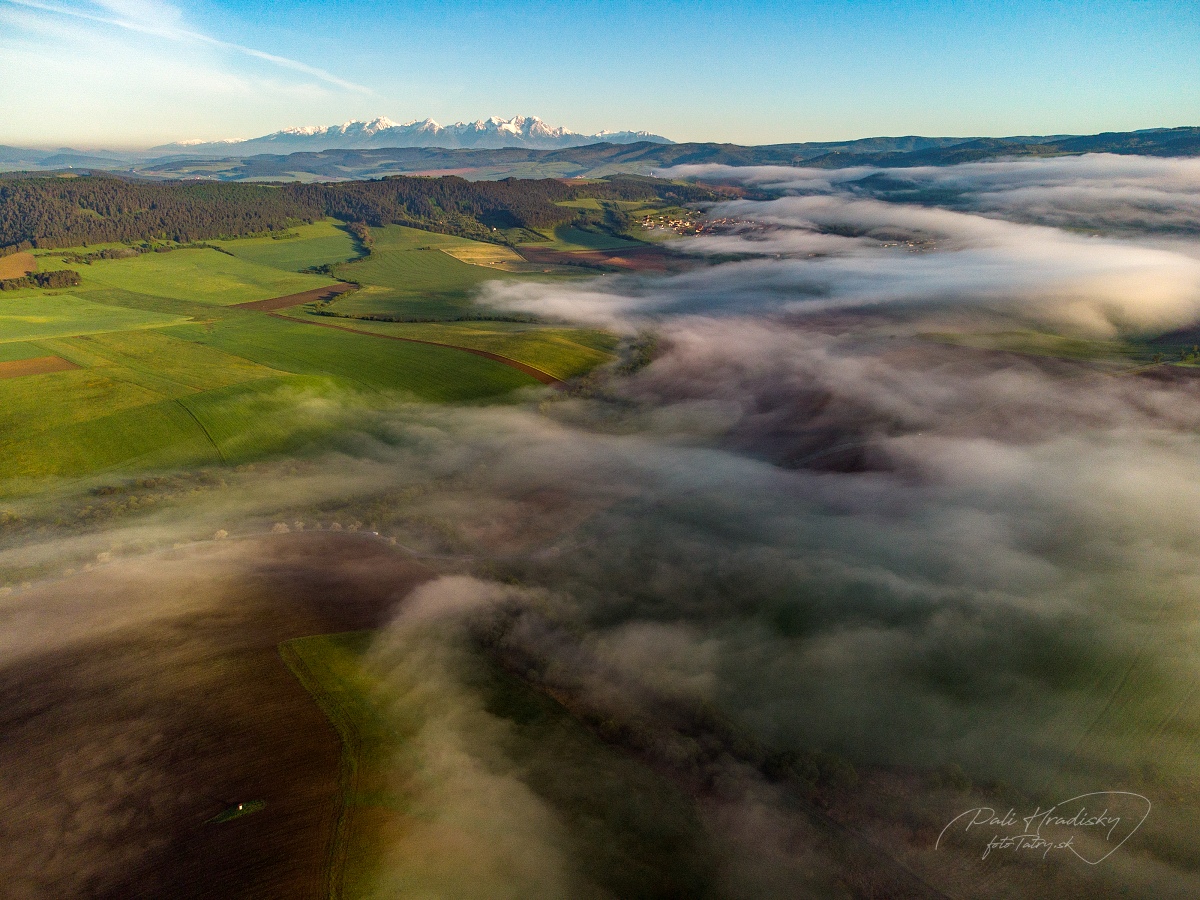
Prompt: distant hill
<box><xmin>129</xmin><ymin>127</ymin><xmax>1200</xmax><ymax>181</ymax></box>
<box><xmin>0</xmin><ymin>145</ymin><xmax>136</xmax><ymax>172</ymax></box>
<box><xmin>3</xmin><ymin>126</ymin><xmax>1197</xmax><ymax>181</ymax></box>
<box><xmin>128</xmin><ymin>138</ymin><xmax>1009</xmax><ymax>182</ymax></box>
<box><xmin>798</xmin><ymin>128</ymin><xmax>1200</xmax><ymax>168</ymax></box>
<box><xmin>151</xmin><ymin>115</ymin><xmax>674</xmax><ymax>155</ymax></box>
<box><xmin>0</xmin><ymin>146</ymin><xmax>51</xmax><ymax>168</ymax></box>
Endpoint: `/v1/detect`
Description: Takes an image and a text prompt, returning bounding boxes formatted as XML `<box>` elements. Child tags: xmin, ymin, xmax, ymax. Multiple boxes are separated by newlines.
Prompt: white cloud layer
<box><xmin>485</xmin><ymin>158</ymin><xmax>1200</xmax><ymax>336</ymax></box>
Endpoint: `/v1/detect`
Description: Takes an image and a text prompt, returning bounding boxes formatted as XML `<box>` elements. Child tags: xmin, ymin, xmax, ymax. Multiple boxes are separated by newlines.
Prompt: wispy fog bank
<box><xmin>4</xmin><ymin>154</ymin><xmax>1200</xmax><ymax>897</ymax></box>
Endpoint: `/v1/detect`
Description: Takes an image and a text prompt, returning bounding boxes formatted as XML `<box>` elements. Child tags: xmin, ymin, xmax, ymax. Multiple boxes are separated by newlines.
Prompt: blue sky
<box><xmin>1</xmin><ymin>0</ymin><xmax>1197</xmax><ymax>147</ymax></box>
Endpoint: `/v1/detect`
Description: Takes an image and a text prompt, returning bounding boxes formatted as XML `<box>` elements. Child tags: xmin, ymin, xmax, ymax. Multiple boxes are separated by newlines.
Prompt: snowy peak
<box><xmin>335</xmin><ymin>117</ymin><xmax>405</xmax><ymax>136</ymax></box>
<box><xmin>278</xmin><ymin>125</ymin><xmax>326</xmax><ymax>137</ymax></box>
<box><xmin>463</xmin><ymin>115</ymin><xmax>568</xmax><ymax>139</ymax></box>
<box><xmin>363</xmin><ymin>116</ymin><xmax>402</xmax><ymax>132</ymax></box>
<box><xmin>154</xmin><ymin>115</ymin><xmax>673</xmax><ymax>155</ymax></box>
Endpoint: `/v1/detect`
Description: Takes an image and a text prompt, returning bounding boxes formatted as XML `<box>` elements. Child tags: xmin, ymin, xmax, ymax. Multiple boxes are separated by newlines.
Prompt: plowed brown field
<box><xmin>232</xmin><ymin>282</ymin><xmax>358</xmax><ymax>312</ymax></box>
<box><xmin>0</xmin><ymin>532</ymin><xmax>431</xmax><ymax>900</ymax></box>
<box><xmin>0</xmin><ymin>356</ymin><xmax>80</xmax><ymax>379</ymax></box>
<box><xmin>0</xmin><ymin>252</ymin><xmax>36</xmax><ymax>279</ymax></box>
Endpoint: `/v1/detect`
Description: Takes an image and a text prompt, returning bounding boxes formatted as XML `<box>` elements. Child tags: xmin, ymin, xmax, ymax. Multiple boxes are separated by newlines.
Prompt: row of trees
<box><xmin>0</xmin><ymin>174</ymin><xmax>722</xmax><ymax>251</ymax></box>
<box><xmin>0</xmin><ymin>269</ymin><xmax>80</xmax><ymax>291</ymax></box>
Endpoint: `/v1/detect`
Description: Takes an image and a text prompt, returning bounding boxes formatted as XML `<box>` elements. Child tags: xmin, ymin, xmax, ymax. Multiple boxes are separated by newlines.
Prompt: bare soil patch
<box><xmin>0</xmin><ymin>252</ymin><xmax>36</xmax><ymax>279</ymax></box>
<box><xmin>0</xmin><ymin>355</ymin><xmax>80</xmax><ymax>379</ymax></box>
<box><xmin>233</xmin><ymin>282</ymin><xmax>358</xmax><ymax>312</ymax></box>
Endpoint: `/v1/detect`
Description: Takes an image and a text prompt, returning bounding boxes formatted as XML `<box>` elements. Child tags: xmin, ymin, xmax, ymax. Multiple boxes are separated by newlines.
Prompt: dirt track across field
<box><xmin>233</xmin><ymin>282</ymin><xmax>358</xmax><ymax>312</ymax></box>
<box><xmin>268</xmin><ymin>313</ymin><xmax>564</xmax><ymax>386</ymax></box>
<box><xmin>0</xmin><ymin>355</ymin><xmax>80</xmax><ymax>379</ymax></box>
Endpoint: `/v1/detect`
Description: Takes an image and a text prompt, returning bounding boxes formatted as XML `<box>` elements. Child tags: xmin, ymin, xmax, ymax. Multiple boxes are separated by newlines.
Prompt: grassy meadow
<box><xmin>77</xmin><ymin>247</ymin><xmax>339</xmax><ymax>305</ymax></box>
<box><xmin>212</xmin><ymin>220</ymin><xmax>361</xmax><ymax>272</ymax></box>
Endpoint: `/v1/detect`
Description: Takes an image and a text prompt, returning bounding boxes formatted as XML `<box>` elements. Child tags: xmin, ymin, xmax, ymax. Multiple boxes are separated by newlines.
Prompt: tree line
<box><xmin>0</xmin><ymin>174</ymin><xmax>721</xmax><ymax>251</ymax></box>
<box><xmin>0</xmin><ymin>269</ymin><xmax>81</xmax><ymax>291</ymax></box>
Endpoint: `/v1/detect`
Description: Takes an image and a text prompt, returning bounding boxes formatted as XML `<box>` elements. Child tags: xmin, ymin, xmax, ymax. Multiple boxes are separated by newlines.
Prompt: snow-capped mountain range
<box><xmin>155</xmin><ymin>116</ymin><xmax>673</xmax><ymax>155</ymax></box>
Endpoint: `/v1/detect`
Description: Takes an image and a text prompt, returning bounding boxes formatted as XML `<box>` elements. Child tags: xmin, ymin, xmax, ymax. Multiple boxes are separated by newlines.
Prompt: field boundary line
<box><xmin>173</xmin><ymin>399</ymin><xmax>227</xmax><ymax>464</ymax></box>
<box><xmin>280</xmin><ymin>638</ymin><xmax>362</xmax><ymax>900</ymax></box>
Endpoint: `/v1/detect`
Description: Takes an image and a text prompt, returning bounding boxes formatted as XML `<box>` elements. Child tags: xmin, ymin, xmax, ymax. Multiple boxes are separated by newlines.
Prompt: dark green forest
<box><xmin>0</xmin><ymin>174</ymin><xmax>719</xmax><ymax>250</ymax></box>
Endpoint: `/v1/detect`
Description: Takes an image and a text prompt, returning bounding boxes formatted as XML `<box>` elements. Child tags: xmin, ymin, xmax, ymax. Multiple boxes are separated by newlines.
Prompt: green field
<box><xmin>553</xmin><ymin>198</ymin><xmax>607</xmax><ymax>211</ymax></box>
<box><xmin>0</xmin><ymin>328</ymin><xmax>298</xmax><ymax>477</ymax></box>
<box><xmin>275</xmin><ymin>223</ymin><xmax>617</xmax><ymax>377</ymax></box>
<box><xmin>0</xmin><ymin>294</ymin><xmax>188</xmax><ymax>342</ymax></box>
<box><xmin>0</xmin><ymin>368</ymin><xmax>166</xmax><ymax>437</ymax></box>
<box><xmin>59</xmin><ymin>329</ymin><xmax>283</xmax><ymax>392</ymax></box>
<box><xmin>80</xmin><ymin>248</ymin><xmax>338</xmax><ymax>305</ymax></box>
<box><xmin>0</xmin><ymin>341</ymin><xmax>61</xmax><ymax>362</ymax></box>
<box><xmin>330</xmin><ymin>226</ymin><xmax>523</xmax><ymax>319</ymax></box>
<box><xmin>179</xmin><ymin>376</ymin><xmax>355</xmax><ymax>463</ymax></box>
<box><xmin>0</xmin><ymin>356</ymin><xmax>235</xmax><ymax>478</ymax></box>
<box><xmin>0</xmin><ymin>220</ymin><xmax>616</xmax><ymax>487</ymax></box>
<box><xmin>213</xmin><ymin>221</ymin><xmax>362</xmax><ymax>272</ymax></box>
<box><xmin>280</xmin><ymin>311</ymin><xmax>617</xmax><ymax>380</ymax></box>
<box><xmin>0</xmin><ymin>323</ymin><xmax>534</xmax><ymax>481</ymax></box>
<box><xmin>525</xmin><ymin>224</ymin><xmax>642</xmax><ymax>252</ymax></box>
<box><xmin>168</xmin><ymin>315</ymin><xmax>535</xmax><ymax>400</ymax></box>
<box><xmin>553</xmin><ymin>198</ymin><xmax>648</xmax><ymax>213</ymax></box>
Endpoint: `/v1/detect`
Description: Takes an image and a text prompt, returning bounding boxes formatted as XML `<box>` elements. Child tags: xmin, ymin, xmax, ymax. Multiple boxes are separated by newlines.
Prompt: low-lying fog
<box><xmin>3</xmin><ymin>154</ymin><xmax>1199</xmax><ymax>898</ymax></box>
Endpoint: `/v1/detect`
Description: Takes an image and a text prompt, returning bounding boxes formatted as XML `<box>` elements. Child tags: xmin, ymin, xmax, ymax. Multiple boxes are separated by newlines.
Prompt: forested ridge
<box><xmin>0</xmin><ymin>174</ymin><xmax>718</xmax><ymax>250</ymax></box>
<box><xmin>0</xmin><ymin>179</ymin><xmax>315</xmax><ymax>250</ymax></box>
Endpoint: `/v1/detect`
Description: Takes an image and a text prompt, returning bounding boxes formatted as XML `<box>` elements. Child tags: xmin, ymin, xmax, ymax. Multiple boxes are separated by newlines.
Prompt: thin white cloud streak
<box><xmin>4</xmin><ymin>0</ymin><xmax>372</xmax><ymax>93</ymax></box>
<box><xmin>665</xmin><ymin>155</ymin><xmax>1200</xmax><ymax>234</ymax></box>
<box><xmin>665</xmin><ymin>154</ymin><xmax>1200</xmax><ymax>198</ymax></box>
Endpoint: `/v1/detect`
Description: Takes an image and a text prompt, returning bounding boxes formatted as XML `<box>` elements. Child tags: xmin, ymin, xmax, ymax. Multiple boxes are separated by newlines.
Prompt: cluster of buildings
<box><xmin>880</xmin><ymin>239</ymin><xmax>937</xmax><ymax>252</ymax></box>
<box><xmin>639</xmin><ymin>213</ymin><xmax>757</xmax><ymax>236</ymax></box>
